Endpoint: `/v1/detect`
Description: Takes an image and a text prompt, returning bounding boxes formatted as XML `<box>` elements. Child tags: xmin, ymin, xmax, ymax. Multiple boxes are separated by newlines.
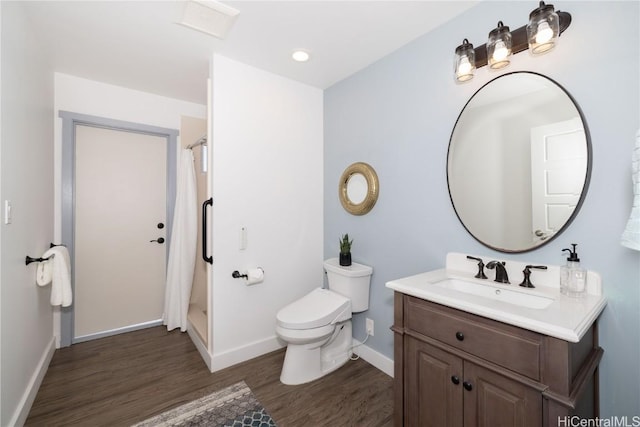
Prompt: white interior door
<box><xmin>530</xmin><ymin>117</ymin><xmax>587</xmax><ymax>243</ymax></box>
<box><xmin>74</xmin><ymin>125</ymin><xmax>167</xmax><ymax>340</ymax></box>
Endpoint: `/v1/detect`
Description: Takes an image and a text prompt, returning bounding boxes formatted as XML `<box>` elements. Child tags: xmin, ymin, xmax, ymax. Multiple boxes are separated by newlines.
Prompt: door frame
<box><xmin>59</xmin><ymin>111</ymin><xmax>178</xmax><ymax>347</ymax></box>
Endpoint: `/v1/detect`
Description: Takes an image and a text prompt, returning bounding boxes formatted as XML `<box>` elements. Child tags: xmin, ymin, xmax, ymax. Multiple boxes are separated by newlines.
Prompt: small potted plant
<box><xmin>339</xmin><ymin>234</ymin><xmax>353</xmax><ymax>266</ymax></box>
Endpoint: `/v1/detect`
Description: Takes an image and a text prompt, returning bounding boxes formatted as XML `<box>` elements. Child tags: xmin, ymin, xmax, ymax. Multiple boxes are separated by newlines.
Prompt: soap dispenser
<box><xmin>560</xmin><ymin>243</ymin><xmax>587</xmax><ymax>297</ymax></box>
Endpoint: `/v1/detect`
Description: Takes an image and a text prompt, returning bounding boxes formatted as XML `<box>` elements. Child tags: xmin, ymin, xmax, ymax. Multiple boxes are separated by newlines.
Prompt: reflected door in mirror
<box><xmin>530</xmin><ymin>117</ymin><xmax>587</xmax><ymax>243</ymax></box>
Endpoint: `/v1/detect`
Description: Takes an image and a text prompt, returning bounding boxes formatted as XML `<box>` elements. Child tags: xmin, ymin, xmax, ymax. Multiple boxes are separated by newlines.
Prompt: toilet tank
<box><xmin>323</xmin><ymin>258</ymin><xmax>373</xmax><ymax>313</ymax></box>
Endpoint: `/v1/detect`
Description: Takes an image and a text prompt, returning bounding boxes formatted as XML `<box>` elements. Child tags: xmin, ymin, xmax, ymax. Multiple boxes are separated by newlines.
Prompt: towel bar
<box><xmin>25</xmin><ymin>243</ymin><xmax>64</xmax><ymax>265</ymax></box>
<box><xmin>25</xmin><ymin>254</ymin><xmax>54</xmax><ymax>265</ymax></box>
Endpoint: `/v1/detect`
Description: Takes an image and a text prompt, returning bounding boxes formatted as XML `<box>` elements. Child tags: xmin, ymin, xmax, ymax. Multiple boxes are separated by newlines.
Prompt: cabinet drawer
<box><xmin>405</xmin><ymin>296</ymin><xmax>542</xmax><ymax>380</ymax></box>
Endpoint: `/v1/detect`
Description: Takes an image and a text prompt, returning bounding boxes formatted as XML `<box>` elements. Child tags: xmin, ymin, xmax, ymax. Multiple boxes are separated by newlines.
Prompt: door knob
<box><xmin>463</xmin><ymin>381</ymin><xmax>473</xmax><ymax>391</ymax></box>
<box><xmin>451</xmin><ymin>375</ymin><xmax>460</xmax><ymax>385</ymax></box>
<box><xmin>150</xmin><ymin>237</ymin><xmax>165</xmax><ymax>244</ymax></box>
<box><xmin>534</xmin><ymin>230</ymin><xmax>548</xmax><ymax>240</ymax></box>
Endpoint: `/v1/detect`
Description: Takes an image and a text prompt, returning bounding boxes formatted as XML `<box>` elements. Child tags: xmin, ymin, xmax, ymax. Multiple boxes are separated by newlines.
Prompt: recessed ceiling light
<box><xmin>292</xmin><ymin>50</ymin><xmax>310</xmax><ymax>62</ymax></box>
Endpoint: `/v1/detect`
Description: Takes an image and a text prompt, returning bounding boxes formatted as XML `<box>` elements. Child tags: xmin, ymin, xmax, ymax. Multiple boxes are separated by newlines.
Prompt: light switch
<box><xmin>4</xmin><ymin>200</ymin><xmax>12</xmax><ymax>225</ymax></box>
<box><xmin>240</xmin><ymin>227</ymin><xmax>247</xmax><ymax>250</ymax></box>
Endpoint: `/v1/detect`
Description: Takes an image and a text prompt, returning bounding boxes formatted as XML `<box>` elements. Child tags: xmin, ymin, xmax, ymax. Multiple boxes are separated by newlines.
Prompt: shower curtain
<box><xmin>163</xmin><ymin>149</ymin><xmax>198</xmax><ymax>331</ymax></box>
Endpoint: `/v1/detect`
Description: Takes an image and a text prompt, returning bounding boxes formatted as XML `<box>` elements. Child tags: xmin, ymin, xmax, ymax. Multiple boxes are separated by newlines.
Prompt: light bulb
<box><xmin>457</xmin><ymin>56</ymin><xmax>472</xmax><ymax>75</ymax></box>
<box><xmin>535</xmin><ymin>21</ymin><xmax>554</xmax><ymax>44</ymax></box>
<box><xmin>292</xmin><ymin>50</ymin><xmax>310</xmax><ymax>62</ymax></box>
<box><xmin>492</xmin><ymin>40</ymin><xmax>509</xmax><ymax>61</ymax></box>
<box><xmin>454</xmin><ymin>38</ymin><xmax>475</xmax><ymax>82</ymax></box>
<box><xmin>487</xmin><ymin>21</ymin><xmax>512</xmax><ymax>69</ymax></box>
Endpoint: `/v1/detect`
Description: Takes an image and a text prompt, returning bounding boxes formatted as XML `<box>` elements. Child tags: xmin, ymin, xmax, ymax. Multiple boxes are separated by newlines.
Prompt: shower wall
<box><xmin>180</xmin><ymin>115</ymin><xmax>208</xmax><ymax>343</ymax></box>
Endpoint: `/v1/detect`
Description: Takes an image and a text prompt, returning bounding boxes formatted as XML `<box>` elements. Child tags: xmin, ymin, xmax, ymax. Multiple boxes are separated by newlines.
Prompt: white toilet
<box><xmin>276</xmin><ymin>258</ymin><xmax>373</xmax><ymax>385</ymax></box>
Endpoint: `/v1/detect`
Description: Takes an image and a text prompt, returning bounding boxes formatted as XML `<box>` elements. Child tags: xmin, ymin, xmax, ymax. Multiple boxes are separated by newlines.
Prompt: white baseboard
<box><xmin>186</xmin><ymin>323</ymin><xmax>213</xmax><ymax>372</ymax></box>
<box><xmin>206</xmin><ymin>334</ymin><xmax>394</xmax><ymax>378</ymax></box>
<box><xmin>73</xmin><ymin>319</ymin><xmax>162</xmax><ymax>344</ymax></box>
<box><xmin>10</xmin><ymin>337</ymin><xmax>56</xmax><ymax>427</ymax></box>
<box><xmin>352</xmin><ymin>338</ymin><xmax>394</xmax><ymax>378</ymax></box>
<box><xmin>211</xmin><ymin>335</ymin><xmax>285</xmax><ymax>372</ymax></box>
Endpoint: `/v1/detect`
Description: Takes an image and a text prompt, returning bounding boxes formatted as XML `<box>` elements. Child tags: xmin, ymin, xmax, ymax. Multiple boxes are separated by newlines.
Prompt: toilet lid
<box><xmin>277</xmin><ymin>288</ymin><xmax>350</xmax><ymax>330</ymax></box>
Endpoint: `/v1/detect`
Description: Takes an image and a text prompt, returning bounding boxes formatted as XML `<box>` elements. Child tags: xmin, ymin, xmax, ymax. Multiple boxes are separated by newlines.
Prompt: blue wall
<box><xmin>324</xmin><ymin>1</ymin><xmax>639</xmax><ymax>417</ymax></box>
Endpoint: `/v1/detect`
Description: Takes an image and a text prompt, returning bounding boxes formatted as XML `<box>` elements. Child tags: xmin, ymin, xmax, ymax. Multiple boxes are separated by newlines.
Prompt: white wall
<box><xmin>54</xmin><ymin>73</ymin><xmax>207</xmax><ymax>131</ymax></box>
<box><xmin>1</xmin><ymin>3</ymin><xmax>3</xmax><ymax>419</ymax></box>
<box><xmin>210</xmin><ymin>55</ymin><xmax>324</xmax><ymax>370</ymax></box>
<box><xmin>1</xmin><ymin>3</ymin><xmax>55</xmax><ymax>425</ymax></box>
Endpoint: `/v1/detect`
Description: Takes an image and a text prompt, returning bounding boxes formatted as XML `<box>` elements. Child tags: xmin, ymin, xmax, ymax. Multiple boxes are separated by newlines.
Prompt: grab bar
<box><xmin>202</xmin><ymin>198</ymin><xmax>213</xmax><ymax>264</ymax></box>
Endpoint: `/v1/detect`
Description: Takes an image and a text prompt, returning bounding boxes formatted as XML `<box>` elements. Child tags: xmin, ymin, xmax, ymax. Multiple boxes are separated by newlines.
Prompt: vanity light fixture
<box><xmin>454</xmin><ymin>39</ymin><xmax>476</xmax><ymax>82</ymax></box>
<box><xmin>487</xmin><ymin>21</ymin><xmax>512</xmax><ymax>69</ymax></box>
<box><xmin>453</xmin><ymin>1</ymin><xmax>571</xmax><ymax>82</ymax></box>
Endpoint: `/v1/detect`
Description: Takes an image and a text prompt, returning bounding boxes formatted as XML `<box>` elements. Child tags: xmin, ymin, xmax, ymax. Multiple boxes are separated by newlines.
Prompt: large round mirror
<box><xmin>447</xmin><ymin>72</ymin><xmax>591</xmax><ymax>253</ymax></box>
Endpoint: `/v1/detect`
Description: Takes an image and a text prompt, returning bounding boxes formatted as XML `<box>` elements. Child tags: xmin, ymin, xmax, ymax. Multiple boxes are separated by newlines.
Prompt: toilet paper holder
<box><xmin>232</xmin><ymin>267</ymin><xmax>265</xmax><ymax>286</ymax></box>
<box><xmin>232</xmin><ymin>270</ymin><xmax>248</xmax><ymax>279</ymax></box>
<box><xmin>232</xmin><ymin>267</ymin><xmax>264</xmax><ymax>279</ymax></box>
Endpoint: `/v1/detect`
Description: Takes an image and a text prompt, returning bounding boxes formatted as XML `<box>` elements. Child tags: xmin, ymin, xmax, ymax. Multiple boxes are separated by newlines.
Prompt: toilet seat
<box><xmin>276</xmin><ymin>288</ymin><xmax>351</xmax><ymax>330</ymax></box>
<box><xmin>275</xmin><ymin>324</ymin><xmax>335</xmax><ymax>345</ymax></box>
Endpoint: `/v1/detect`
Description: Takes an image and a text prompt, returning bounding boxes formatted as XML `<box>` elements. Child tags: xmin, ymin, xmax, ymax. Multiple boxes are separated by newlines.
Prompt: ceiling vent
<box><xmin>179</xmin><ymin>0</ymin><xmax>240</xmax><ymax>40</ymax></box>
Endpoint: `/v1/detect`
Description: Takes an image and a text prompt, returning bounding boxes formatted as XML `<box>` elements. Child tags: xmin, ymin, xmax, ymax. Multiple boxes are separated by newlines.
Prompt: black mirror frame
<box><xmin>447</xmin><ymin>71</ymin><xmax>592</xmax><ymax>253</ymax></box>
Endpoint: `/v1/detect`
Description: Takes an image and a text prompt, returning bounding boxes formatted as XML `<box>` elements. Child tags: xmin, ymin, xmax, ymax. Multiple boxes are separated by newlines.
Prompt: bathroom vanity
<box><xmin>387</xmin><ymin>253</ymin><xmax>606</xmax><ymax>427</ymax></box>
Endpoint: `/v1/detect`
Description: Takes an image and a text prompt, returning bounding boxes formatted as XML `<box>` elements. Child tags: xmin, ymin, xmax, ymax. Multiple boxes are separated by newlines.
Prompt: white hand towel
<box><xmin>36</xmin><ymin>260</ymin><xmax>53</xmax><ymax>287</ymax></box>
<box><xmin>38</xmin><ymin>246</ymin><xmax>73</xmax><ymax>307</ymax></box>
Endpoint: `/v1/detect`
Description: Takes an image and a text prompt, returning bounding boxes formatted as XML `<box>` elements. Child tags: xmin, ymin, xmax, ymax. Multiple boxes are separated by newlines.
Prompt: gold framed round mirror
<box><xmin>339</xmin><ymin>162</ymin><xmax>379</xmax><ymax>215</ymax></box>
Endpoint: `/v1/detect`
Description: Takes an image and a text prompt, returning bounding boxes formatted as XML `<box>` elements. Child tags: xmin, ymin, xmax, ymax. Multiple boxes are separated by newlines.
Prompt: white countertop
<box><xmin>385</xmin><ymin>253</ymin><xmax>607</xmax><ymax>343</ymax></box>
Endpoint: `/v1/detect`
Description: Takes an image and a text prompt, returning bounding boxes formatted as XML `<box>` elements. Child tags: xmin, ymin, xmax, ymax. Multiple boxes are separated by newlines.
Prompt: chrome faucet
<box><xmin>486</xmin><ymin>261</ymin><xmax>510</xmax><ymax>284</ymax></box>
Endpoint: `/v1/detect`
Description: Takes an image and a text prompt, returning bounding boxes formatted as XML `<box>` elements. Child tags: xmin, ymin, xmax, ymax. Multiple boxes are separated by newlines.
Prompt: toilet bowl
<box><xmin>276</xmin><ymin>258</ymin><xmax>373</xmax><ymax>385</ymax></box>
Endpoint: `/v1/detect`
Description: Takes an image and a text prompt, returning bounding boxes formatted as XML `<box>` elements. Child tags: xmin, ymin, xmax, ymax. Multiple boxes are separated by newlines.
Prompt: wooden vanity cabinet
<box><xmin>406</xmin><ymin>337</ymin><xmax>541</xmax><ymax>427</ymax></box>
<box><xmin>392</xmin><ymin>293</ymin><xmax>603</xmax><ymax>427</ymax></box>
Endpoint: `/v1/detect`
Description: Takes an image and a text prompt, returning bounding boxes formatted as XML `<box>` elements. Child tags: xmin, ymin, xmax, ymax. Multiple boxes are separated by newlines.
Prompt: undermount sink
<box><xmin>385</xmin><ymin>252</ymin><xmax>607</xmax><ymax>342</ymax></box>
<box><xmin>434</xmin><ymin>278</ymin><xmax>554</xmax><ymax>309</ymax></box>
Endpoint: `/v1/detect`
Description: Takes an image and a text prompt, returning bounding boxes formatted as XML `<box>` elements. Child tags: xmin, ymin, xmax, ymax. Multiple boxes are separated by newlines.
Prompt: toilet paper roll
<box><xmin>245</xmin><ymin>267</ymin><xmax>264</xmax><ymax>286</ymax></box>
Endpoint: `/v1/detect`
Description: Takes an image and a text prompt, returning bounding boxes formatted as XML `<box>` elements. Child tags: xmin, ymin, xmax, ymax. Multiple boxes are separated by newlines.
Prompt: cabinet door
<box><xmin>463</xmin><ymin>362</ymin><xmax>542</xmax><ymax>427</ymax></box>
<box><xmin>405</xmin><ymin>338</ymin><xmax>463</xmax><ymax>427</ymax></box>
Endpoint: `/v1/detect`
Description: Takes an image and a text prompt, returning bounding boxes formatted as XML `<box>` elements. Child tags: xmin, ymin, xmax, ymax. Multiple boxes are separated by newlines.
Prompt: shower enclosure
<box><xmin>178</xmin><ymin>116</ymin><xmax>212</xmax><ymax>366</ymax></box>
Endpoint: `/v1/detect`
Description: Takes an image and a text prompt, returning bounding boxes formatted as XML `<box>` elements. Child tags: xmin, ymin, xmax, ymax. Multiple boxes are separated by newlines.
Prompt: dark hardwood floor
<box><xmin>26</xmin><ymin>326</ymin><xmax>394</xmax><ymax>427</ymax></box>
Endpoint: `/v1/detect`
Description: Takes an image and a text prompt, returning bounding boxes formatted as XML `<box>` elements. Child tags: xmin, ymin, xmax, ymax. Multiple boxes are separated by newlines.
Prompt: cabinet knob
<box><xmin>463</xmin><ymin>381</ymin><xmax>473</xmax><ymax>391</ymax></box>
<box><xmin>451</xmin><ymin>375</ymin><xmax>460</xmax><ymax>385</ymax></box>
<box><xmin>455</xmin><ymin>331</ymin><xmax>464</xmax><ymax>341</ymax></box>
